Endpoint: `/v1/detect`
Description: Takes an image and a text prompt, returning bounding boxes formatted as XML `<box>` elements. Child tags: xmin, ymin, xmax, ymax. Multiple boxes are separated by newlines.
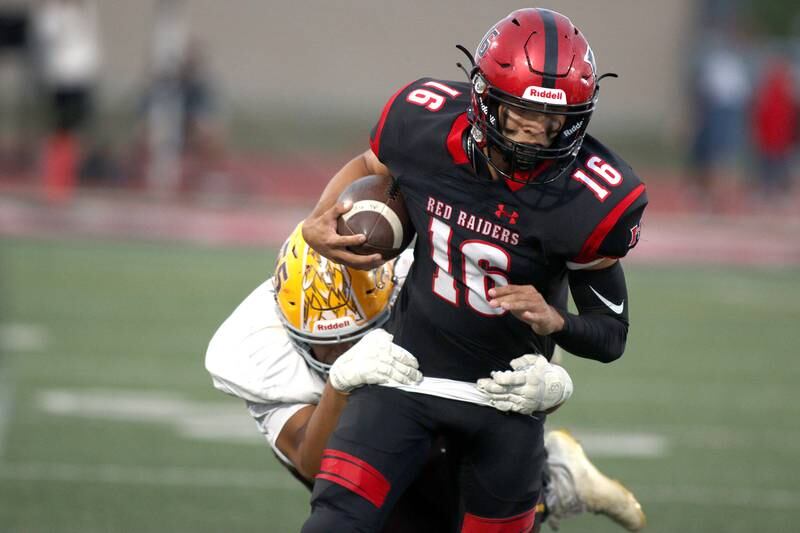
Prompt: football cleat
<box><xmin>544</xmin><ymin>429</ymin><xmax>646</xmax><ymax>531</ymax></box>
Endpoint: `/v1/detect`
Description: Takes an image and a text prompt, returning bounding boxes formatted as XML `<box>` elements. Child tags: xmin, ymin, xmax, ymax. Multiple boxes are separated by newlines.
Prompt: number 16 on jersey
<box><xmin>429</xmin><ymin>217</ymin><xmax>510</xmax><ymax>317</ymax></box>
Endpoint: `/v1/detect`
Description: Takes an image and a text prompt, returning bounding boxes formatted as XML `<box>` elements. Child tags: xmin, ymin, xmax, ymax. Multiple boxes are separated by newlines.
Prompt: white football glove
<box><xmin>328</xmin><ymin>328</ymin><xmax>423</xmax><ymax>393</ymax></box>
<box><xmin>476</xmin><ymin>354</ymin><xmax>573</xmax><ymax>415</ymax></box>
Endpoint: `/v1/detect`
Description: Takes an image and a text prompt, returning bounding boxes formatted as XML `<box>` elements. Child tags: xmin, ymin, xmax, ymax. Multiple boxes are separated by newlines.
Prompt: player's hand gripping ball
<box><xmin>336</xmin><ymin>175</ymin><xmax>414</xmax><ymax>260</ymax></box>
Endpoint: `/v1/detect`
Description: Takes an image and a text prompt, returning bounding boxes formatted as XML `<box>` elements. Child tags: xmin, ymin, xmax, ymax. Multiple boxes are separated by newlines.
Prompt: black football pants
<box><xmin>301</xmin><ymin>385</ymin><xmax>545</xmax><ymax>533</ymax></box>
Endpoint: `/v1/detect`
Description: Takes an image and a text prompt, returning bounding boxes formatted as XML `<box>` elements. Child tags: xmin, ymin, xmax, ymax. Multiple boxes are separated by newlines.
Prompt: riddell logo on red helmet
<box><xmin>521</xmin><ymin>86</ymin><xmax>567</xmax><ymax>105</ymax></box>
<box><xmin>313</xmin><ymin>317</ymin><xmax>355</xmax><ymax>333</ymax></box>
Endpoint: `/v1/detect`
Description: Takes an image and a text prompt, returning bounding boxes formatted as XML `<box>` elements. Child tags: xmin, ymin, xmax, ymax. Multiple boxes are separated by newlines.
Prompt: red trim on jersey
<box><xmin>446</xmin><ymin>113</ymin><xmax>470</xmax><ymax>165</ymax></box>
<box><xmin>504</xmin><ymin>160</ymin><xmax>554</xmax><ymax>192</ymax></box>
<box><xmin>316</xmin><ymin>449</ymin><xmax>390</xmax><ymax>508</ymax></box>
<box><xmin>370</xmin><ymin>81</ymin><xmax>415</xmax><ymax>158</ymax></box>
<box><xmin>573</xmin><ymin>183</ymin><xmax>646</xmax><ymax>264</ymax></box>
<box><xmin>461</xmin><ymin>506</ymin><xmax>539</xmax><ymax>533</ymax></box>
<box><xmin>505</xmin><ymin>179</ymin><xmax>525</xmax><ymax>192</ymax></box>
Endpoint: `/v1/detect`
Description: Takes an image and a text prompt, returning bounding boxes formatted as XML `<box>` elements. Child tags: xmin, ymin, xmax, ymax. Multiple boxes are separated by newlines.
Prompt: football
<box><xmin>336</xmin><ymin>174</ymin><xmax>414</xmax><ymax>260</ymax></box>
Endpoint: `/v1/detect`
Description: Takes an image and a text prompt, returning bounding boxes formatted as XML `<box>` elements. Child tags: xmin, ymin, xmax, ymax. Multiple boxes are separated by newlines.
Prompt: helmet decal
<box><xmin>300</xmin><ymin>249</ymin><xmax>365</xmax><ymax>329</ymax></box>
<box><xmin>521</xmin><ymin>86</ymin><xmax>567</xmax><ymax>105</ymax></box>
<box><xmin>476</xmin><ymin>27</ymin><xmax>499</xmax><ymax>59</ymax></box>
<box><xmin>273</xmin><ymin>223</ymin><xmax>398</xmax><ymax>374</ymax></box>
<box><xmin>312</xmin><ymin>316</ymin><xmax>356</xmax><ymax>334</ymax></box>
<box><xmin>584</xmin><ymin>45</ymin><xmax>596</xmax><ymax>77</ymax></box>
<box><xmin>561</xmin><ymin>119</ymin><xmax>585</xmax><ymax>139</ymax></box>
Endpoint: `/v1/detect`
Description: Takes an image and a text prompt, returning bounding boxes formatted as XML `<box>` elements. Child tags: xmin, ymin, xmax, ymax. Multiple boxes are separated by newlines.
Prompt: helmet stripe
<box><xmin>540</xmin><ymin>9</ymin><xmax>559</xmax><ymax>88</ymax></box>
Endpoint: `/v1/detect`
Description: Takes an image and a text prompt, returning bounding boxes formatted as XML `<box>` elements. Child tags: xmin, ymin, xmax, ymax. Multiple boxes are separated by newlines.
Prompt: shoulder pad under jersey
<box><xmin>566</xmin><ymin>136</ymin><xmax>648</xmax><ymax>268</ymax></box>
<box><xmin>369</xmin><ymin>78</ymin><xmax>472</xmax><ymax>174</ymax></box>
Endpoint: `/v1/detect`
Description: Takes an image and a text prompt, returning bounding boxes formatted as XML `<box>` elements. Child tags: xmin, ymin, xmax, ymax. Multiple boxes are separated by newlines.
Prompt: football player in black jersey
<box><xmin>301</xmin><ymin>8</ymin><xmax>648</xmax><ymax>533</ymax></box>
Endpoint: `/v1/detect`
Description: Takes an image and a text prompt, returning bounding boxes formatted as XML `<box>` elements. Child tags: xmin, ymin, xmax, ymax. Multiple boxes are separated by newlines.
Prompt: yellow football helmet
<box><xmin>273</xmin><ymin>223</ymin><xmax>397</xmax><ymax>373</ymax></box>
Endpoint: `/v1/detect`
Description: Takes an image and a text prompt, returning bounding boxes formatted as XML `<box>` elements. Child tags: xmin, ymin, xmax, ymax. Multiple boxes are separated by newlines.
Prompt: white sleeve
<box><xmin>247</xmin><ymin>401</ymin><xmax>309</xmax><ymax>467</ymax></box>
<box><xmin>394</xmin><ymin>248</ymin><xmax>415</xmax><ymax>285</ymax></box>
<box><xmin>205</xmin><ymin>279</ymin><xmax>325</xmax><ymax>405</ymax></box>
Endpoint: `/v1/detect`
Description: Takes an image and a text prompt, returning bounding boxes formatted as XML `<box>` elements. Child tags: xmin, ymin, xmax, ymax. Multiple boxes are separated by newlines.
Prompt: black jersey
<box><xmin>371</xmin><ymin>78</ymin><xmax>647</xmax><ymax>382</ymax></box>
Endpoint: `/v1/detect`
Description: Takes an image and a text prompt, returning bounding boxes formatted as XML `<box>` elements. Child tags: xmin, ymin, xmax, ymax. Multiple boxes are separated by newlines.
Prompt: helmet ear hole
<box><xmin>473</xmin><ymin>75</ymin><xmax>487</xmax><ymax>95</ymax></box>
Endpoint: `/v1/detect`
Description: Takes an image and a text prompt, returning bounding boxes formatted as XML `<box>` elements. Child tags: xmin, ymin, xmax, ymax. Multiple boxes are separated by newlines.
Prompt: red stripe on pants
<box><xmin>461</xmin><ymin>505</ymin><xmax>539</xmax><ymax>533</ymax></box>
<box><xmin>316</xmin><ymin>449</ymin><xmax>390</xmax><ymax>508</ymax></box>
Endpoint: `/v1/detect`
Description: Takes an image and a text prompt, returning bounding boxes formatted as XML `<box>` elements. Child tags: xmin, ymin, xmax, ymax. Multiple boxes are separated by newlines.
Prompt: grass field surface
<box><xmin>1</xmin><ymin>238</ymin><xmax>798</xmax><ymax>532</ymax></box>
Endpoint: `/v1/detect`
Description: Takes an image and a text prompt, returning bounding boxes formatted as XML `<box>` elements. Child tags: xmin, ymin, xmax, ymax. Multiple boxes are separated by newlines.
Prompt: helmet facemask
<box><xmin>457</xmin><ymin>8</ymin><xmax>611</xmax><ymax>185</ymax></box>
<box><xmin>468</xmin><ymin>72</ymin><xmax>597</xmax><ymax>184</ymax></box>
<box><xmin>277</xmin><ymin>300</ymin><xmax>393</xmax><ymax>376</ymax></box>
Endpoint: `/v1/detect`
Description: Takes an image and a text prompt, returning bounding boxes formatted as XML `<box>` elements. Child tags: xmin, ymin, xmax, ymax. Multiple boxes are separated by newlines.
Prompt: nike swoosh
<box><xmin>589</xmin><ymin>286</ymin><xmax>625</xmax><ymax>314</ymax></box>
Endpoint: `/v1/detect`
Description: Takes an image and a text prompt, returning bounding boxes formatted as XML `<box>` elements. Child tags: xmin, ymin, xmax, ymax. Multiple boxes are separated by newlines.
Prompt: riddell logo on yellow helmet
<box><xmin>313</xmin><ymin>317</ymin><xmax>356</xmax><ymax>333</ymax></box>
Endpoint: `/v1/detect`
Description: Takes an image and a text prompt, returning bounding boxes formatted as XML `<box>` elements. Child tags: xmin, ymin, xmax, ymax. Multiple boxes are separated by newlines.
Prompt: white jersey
<box><xmin>205</xmin><ymin>250</ymin><xmax>415</xmax><ymax>466</ymax></box>
<box><xmin>205</xmin><ymin>280</ymin><xmax>325</xmax><ymax>465</ymax></box>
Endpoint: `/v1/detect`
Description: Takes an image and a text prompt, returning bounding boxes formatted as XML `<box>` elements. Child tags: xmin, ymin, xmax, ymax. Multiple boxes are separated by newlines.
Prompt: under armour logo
<box><xmin>495</xmin><ymin>204</ymin><xmax>519</xmax><ymax>225</ymax></box>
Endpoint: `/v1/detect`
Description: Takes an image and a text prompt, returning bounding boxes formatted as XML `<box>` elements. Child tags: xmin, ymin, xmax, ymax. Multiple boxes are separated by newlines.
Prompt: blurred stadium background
<box><xmin>1</xmin><ymin>1</ymin><xmax>799</xmax><ymax>532</ymax></box>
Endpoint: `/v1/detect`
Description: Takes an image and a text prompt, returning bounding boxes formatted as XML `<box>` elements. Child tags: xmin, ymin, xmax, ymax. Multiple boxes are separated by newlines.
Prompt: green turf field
<box><xmin>1</xmin><ymin>238</ymin><xmax>798</xmax><ymax>532</ymax></box>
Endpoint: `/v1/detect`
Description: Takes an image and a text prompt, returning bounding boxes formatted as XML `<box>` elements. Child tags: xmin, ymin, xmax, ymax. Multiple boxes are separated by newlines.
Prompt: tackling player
<box><xmin>300</xmin><ymin>7</ymin><xmax>648</xmax><ymax>532</ymax></box>
<box><xmin>205</xmin><ymin>224</ymin><xmax>645</xmax><ymax>532</ymax></box>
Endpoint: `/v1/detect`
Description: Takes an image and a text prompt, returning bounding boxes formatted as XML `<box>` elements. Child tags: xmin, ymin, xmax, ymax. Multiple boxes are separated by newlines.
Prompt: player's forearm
<box><xmin>552</xmin><ymin>261</ymin><xmax>630</xmax><ymax>363</ymax></box>
<box><xmin>551</xmin><ymin>313</ymin><xmax>628</xmax><ymax>362</ymax></box>
<box><xmin>296</xmin><ymin>381</ymin><xmax>349</xmax><ymax>479</ymax></box>
<box><xmin>307</xmin><ymin>150</ymin><xmax>388</xmax><ymax>219</ymax></box>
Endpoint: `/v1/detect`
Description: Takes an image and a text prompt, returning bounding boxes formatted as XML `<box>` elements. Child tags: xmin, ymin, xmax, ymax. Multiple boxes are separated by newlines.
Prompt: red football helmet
<box><xmin>467</xmin><ymin>8</ymin><xmax>601</xmax><ymax>183</ymax></box>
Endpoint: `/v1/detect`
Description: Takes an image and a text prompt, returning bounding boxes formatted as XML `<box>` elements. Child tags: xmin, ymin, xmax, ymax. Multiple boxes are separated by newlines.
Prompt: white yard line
<box><xmin>0</xmin><ymin>376</ymin><xmax>10</xmax><ymax>459</ymax></box>
<box><xmin>0</xmin><ymin>354</ymin><xmax>14</xmax><ymax>460</ymax></box>
<box><xmin>0</xmin><ymin>323</ymin><xmax>50</xmax><ymax>352</ymax></box>
<box><xmin>0</xmin><ymin>323</ymin><xmax>48</xmax><ymax>459</ymax></box>
<box><xmin>0</xmin><ymin>461</ymin><xmax>797</xmax><ymax>510</ymax></box>
<box><xmin>639</xmin><ymin>484</ymin><xmax>800</xmax><ymax>510</ymax></box>
<box><xmin>568</xmin><ymin>430</ymin><xmax>668</xmax><ymax>458</ymax></box>
<box><xmin>35</xmin><ymin>389</ymin><xmax>670</xmax><ymax>457</ymax></box>
<box><xmin>35</xmin><ymin>388</ymin><xmax>800</xmax><ymax>459</ymax></box>
<box><xmin>0</xmin><ymin>462</ymin><xmax>300</xmax><ymax>491</ymax></box>
<box><xmin>36</xmin><ymin>389</ymin><xmax>262</xmax><ymax>444</ymax></box>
